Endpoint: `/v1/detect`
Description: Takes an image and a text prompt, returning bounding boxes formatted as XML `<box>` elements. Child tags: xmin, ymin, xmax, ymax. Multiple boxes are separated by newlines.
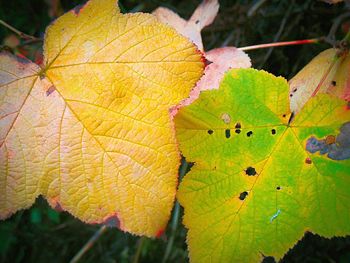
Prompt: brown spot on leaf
<box><xmin>207</xmin><ymin>129</ymin><xmax>213</xmax><ymax>135</ymax></box>
<box><xmin>46</xmin><ymin>86</ymin><xmax>56</xmax><ymax>96</ymax></box>
<box><xmin>305</xmin><ymin>157</ymin><xmax>312</xmax><ymax>164</ymax></box>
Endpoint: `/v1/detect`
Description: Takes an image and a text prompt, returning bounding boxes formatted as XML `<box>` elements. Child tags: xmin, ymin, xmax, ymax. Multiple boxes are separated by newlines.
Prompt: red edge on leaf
<box><xmin>72</xmin><ymin>4</ymin><xmax>86</xmax><ymax>15</ymax></box>
<box><xmin>156</xmin><ymin>228</ymin><xmax>167</xmax><ymax>240</ymax></box>
<box><xmin>49</xmin><ymin>197</ymin><xmax>64</xmax><ymax>212</ymax></box>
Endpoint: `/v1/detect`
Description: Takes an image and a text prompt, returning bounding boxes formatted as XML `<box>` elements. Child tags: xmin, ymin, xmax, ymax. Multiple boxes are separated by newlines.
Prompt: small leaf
<box><xmin>153</xmin><ymin>0</ymin><xmax>219</xmax><ymax>51</ymax></box>
<box><xmin>175</xmin><ymin>68</ymin><xmax>350</xmax><ymax>262</ymax></box>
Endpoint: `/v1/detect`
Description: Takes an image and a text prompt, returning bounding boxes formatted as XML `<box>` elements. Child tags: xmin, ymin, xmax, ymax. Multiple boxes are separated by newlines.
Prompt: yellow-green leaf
<box><xmin>0</xmin><ymin>0</ymin><xmax>203</xmax><ymax>237</ymax></box>
<box><xmin>175</xmin><ymin>68</ymin><xmax>350</xmax><ymax>262</ymax></box>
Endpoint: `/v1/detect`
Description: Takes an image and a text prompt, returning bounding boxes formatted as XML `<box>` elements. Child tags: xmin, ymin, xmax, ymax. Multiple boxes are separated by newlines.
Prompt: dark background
<box><xmin>0</xmin><ymin>0</ymin><xmax>350</xmax><ymax>262</ymax></box>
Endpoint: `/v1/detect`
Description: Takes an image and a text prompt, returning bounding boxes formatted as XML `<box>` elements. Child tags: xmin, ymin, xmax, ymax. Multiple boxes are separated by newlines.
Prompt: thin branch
<box><xmin>238</xmin><ymin>38</ymin><xmax>321</xmax><ymax>51</ymax></box>
<box><xmin>0</xmin><ymin>19</ymin><xmax>41</xmax><ymax>41</ymax></box>
<box><xmin>69</xmin><ymin>225</ymin><xmax>108</xmax><ymax>263</ymax></box>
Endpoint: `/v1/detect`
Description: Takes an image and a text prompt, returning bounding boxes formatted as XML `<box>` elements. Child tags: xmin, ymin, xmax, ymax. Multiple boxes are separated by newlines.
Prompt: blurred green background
<box><xmin>0</xmin><ymin>0</ymin><xmax>350</xmax><ymax>262</ymax></box>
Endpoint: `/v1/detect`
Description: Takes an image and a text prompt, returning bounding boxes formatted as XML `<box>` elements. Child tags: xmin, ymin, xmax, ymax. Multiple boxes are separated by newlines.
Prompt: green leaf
<box><xmin>175</xmin><ymin>69</ymin><xmax>350</xmax><ymax>263</ymax></box>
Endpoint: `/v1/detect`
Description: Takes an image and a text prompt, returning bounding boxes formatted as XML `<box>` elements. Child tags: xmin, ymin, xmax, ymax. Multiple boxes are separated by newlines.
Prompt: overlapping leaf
<box><xmin>289</xmin><ymin>48</ymin><xmax>350</xmax><ymax>113</ymax></box>
<box><xmin>0</xmin><ymin>0</ymin><xmax>204</xmax><ymax>236</ymax></box>
<box><xmin>175</xmin><ymin>69</ymin><xmax>350</xmax><ymax>262</ymax></box>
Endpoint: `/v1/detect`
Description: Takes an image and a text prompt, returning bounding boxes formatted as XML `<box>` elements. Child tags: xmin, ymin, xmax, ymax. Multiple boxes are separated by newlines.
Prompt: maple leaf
<box><xmin>0</xmin><ymin>0</ymin><xmax>204</xmax><ymax>237</ymax></box>
<box><xmin>289</xmin><ymin>48</ymin><xmax>350</xmax><ymax>113</ymax></box>
<box><xmin>175</xmin><ymin>68</ymin><xmax>350</xmax><ymax>262</ymax></box>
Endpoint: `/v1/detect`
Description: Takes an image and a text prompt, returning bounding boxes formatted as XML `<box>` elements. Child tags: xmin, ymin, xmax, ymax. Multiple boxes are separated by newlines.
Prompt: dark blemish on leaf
<box><xmin>225</xmin><ymin>129</ymin><xmax>231</xmax><ymax>138</ymax></box>
<box><xmin>305</xmin><ymin>157</ymin><xmax>312</xmax><ymax>164</ymax></box>
<box><xmin>103</xmin><ymin>214</ymin><xmax>121</xmax><ymax>228</ymax></box>
<box><xmin>73</xmin><ymin>4</ymin><xmax>84</xmax><ymax>15</ymax></box>
<box><xmin>289</xmin><ymin>94</ymin><xmax>293</xmax><ymax>97</ymax></box>
<box><xmin>204</xmin><ymin>58</ymin><xmax>212</xmax><ymax>67</ymax></box>
<box><xmin>213</xmin><ymin>166</ymin><xmax>216</xmax><ymax>170</ymax></box>
<box><xmin>239</xmin><ymin>191</ymin><xmax>248</xmax><ymax>200</ymax></box>
<box><xmin>288</xmin><ymin>112</ymin><xmax>295</xmax><ymax>124</ymax></box>
<box><xmin>195</xmin><ymin>20</ymin><xmax>200</xmax><ymax>24</ymax></box>
<box><xmin>332</xmin><ymin>80</ymin><xmax>336</xmax><ymax>86</ymax></box>
<box><xmin>207</xmin><ymin>129</ymin><xmax>213</xmax><ymax>135</ymax></box>
<box><xmin>293</xmin><ymin>88</ymin><xmax>297</xmax><ymax>92</ymax></box>
<box><xmin>235</xmin><ymin>129</ymin><xmax>241</xmax><ymax>134</ymax></box>
<box><xmin>283</xmin><ymin>114</ymin><xmax>287</xmax><ymax>118</ymax></box>
<box><xmin>276</xmin><ymin>186</ymin><xmax>281</xmax><ymax>190</ymax></box>
<box><xmin>245</xmin><ymin>167</ymin><xmax>256</xmax><ymax>176</ymax></box>
<box><xmin>235</xmin><ymin>123</ymin><xmax>241</xmax><ymax>129</ymax></box>
<box><xmin>46</xmin><ymin>86</ymin><xmax>56</xmax><ymax>96</ymax></box>
<box><xmin>271</xmin><ymin>129</ymin><xmax>276</xmax><ymax>135</ymax></box>
<box><xmin>306</xmin><ymin>122</ymin><xmax>350</xmax><ymax>160</ymax></box>
<box><xmin>246</xmin><ymin>131</ymin><xmax>253</xmax><ymax>137</ymax></box>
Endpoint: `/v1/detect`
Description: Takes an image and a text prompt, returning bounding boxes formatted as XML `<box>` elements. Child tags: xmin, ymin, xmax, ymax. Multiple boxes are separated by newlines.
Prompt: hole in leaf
<box><xmin>276</xmin><ymin>186</ymin><xmax>281</xmax><ymax>190</ymax></box>
<box><xmin>239</xmin><ymin>191</ymin><xmax>248</xmax><ymax>200</ymax></box>
<box><xmin>247</xmin><ymin>131</ymin><xmax>253</xmax><ymax>137</ymax></box>
<box><xmin>293</xmin><ymin>88</ymin><xmax>297</xmax><ymax>92</ymax></box>
<box><xmin>235</xmin><ymin>129</ymin><xmax>241</xmax><ymax>134</ymax></box>
<box><xmin>271</xmin><ymin>129</ymin><xmax>276</xmax><ymax>135</ymax></box>
<box><xmin>225</xmin><ymin>129</ymin><xmax>231</xmax><ymax>138</ymax></box>
<box><xmin>283</xmin><ymin>114</ymin><xmax>286</xmax><ymax>118</ymax></box>
<box><xmin>235</xmin><ymin>122</ymin><xmax>241</xmax><ymax>129</ymax></box>
<box><xmin>195</xmin><ymin>20</ymin><xmax>200</xmax><ymax>24</ymax></box>
<box><xmin>207</xmin><ymin>130</ymin><xmax>213</xmax><ymax>135</ymax></box>
<box><xmin>289</xmin><ymin>94</ymin><xmax>293</xmax><ymax>97</ymax></box>
<box><xmin>245</xmin><ymin>167</ymin><xmax>256</xmax><ymax>176</ymax></box>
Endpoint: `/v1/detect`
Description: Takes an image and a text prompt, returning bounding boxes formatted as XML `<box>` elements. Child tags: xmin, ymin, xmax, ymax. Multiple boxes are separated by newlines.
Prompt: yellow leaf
<box><xmin>0</xmin><ymin>0</ymin><xmax>203</xmax><ymax>237</ymax></box>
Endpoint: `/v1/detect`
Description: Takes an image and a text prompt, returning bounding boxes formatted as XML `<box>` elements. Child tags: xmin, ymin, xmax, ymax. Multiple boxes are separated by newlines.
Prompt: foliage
<box><xmin>175</xmin><ymin>68</ymin><xmax>350</xmax><ymax>262</ymax></box>
<box><xmin>0</xmin><ymin>0</ymin><xmax>350</xmax><ymax>263</ymax></box>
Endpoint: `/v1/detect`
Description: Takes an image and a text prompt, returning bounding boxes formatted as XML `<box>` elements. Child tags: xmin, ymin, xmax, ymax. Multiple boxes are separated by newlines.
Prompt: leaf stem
<box><xmin>0</xmin><ymin>19</ymin><xmax>41</xmax><ymax>41</ymax></box>
<box><xmin>238</xmin><ymin>38</ymin><xmax>321</xmax><ymax>51</ymax></box>
<box><xmin>69</xmin><ymin>225</ymin><xmax>108</xmax><ymax>263</ymax></box>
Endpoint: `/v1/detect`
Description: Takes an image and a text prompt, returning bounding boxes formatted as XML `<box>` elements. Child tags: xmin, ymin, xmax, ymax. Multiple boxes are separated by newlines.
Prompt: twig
<box><xmin>69</xmin><ymin>225</ymin><xmax>108</xmax><ymax>263</ymax></box>
<box><xmin>0</xmin><ymin>19</ymin><xmax>41</xmax><ymax>41</ymax></box>
<box><xmin>238</xmin><ymin>38</ymin><xmax>321</xmax><ymax>51</ymax></box>
<box><xmin>162</xmin><ymin>160</ymin><xmax>189</xmax><ymax>263</ymax></box>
